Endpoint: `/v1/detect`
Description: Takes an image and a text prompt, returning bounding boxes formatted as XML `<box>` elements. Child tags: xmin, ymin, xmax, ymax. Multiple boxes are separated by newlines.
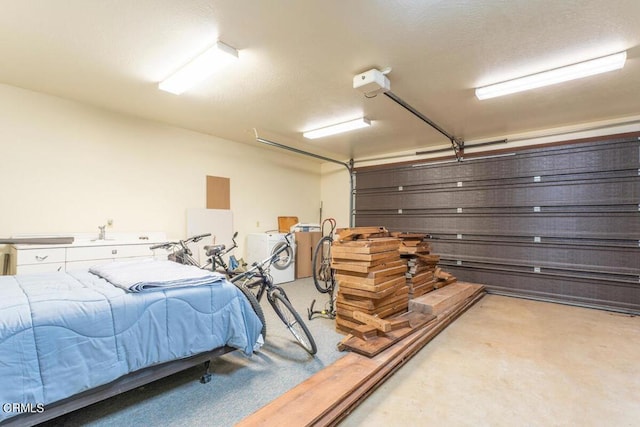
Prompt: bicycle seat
<box><xmin>204</xmin><ymin>244</ymin><xmax>226</xmax><ymax>256</ymax></box>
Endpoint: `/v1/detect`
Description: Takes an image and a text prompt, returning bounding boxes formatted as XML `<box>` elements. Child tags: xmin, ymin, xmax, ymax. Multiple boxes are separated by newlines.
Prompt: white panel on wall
<box><xmin>187</xmin><ymin>208</ymin><xmax>233</xmax><ymax>264</ymax></box>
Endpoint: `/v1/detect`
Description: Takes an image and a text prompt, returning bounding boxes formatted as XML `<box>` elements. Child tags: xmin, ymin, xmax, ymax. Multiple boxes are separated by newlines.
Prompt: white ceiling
<box><xmin>2</xmin><ymin>1</ymin><xmax>640</xmax><ymax>161</ymax></box>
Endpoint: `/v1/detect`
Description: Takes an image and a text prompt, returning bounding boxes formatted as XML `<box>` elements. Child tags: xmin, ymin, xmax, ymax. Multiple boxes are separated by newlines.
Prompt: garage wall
<box><xmin>0</xmin><ymin>84</ymin><xmax>321</xmax><ymax>257</ymax></box>
<box><xmin>320</xmin><ymin>162</ymin><xmax>352</xmax><ymax>229</ymax></box>
<box><xmin>354</xmin><ymin>134</ymin><xmax>640</xmax><ymax>314</ymax></box>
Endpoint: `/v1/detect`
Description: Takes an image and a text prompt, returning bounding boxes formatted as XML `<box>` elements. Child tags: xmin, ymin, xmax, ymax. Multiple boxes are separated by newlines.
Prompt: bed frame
<box><xmin>2</xmin><ymin>345</ymin><xmax>235</xmax><ymax>427</ymax></box>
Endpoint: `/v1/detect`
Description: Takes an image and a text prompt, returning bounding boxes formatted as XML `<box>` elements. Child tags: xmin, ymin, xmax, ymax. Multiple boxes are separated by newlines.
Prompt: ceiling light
<box><xmin>475</xmin><ymin>51</ymin><xmax>627</xmax><ymax>100</ymax></box>
<box><xmin>303</xmin><ymin>118</ymin><xmax>371</xmax><ymax>139</ymax></box>
<box><xmin>159</xmin><ymin>41</ymin><xmax>239</xmax><ymax>95</ymax></box>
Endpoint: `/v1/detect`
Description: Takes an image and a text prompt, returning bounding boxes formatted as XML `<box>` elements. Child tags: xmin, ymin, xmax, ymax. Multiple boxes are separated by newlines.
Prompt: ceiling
<box><xmin>2</xmin><ymin>1</ymin><xmax>640</xmax><ymax>162</ymax></box>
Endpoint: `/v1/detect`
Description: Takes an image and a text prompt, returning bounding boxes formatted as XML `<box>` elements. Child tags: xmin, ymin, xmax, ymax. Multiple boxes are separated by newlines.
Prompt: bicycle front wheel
<box><xmin>268</xmin><ymin>288</ymin><xmax>317</xmax><ymax>355</ymax></box>
<box><xmin>312</xmin><ymin>235</ymin><xmax>334</xmax><ymax>293</ymax></box>
<box><xmin>233</xmin><ymin>282</ymin><xmax>267</xmax><ymax>339</ymax></box>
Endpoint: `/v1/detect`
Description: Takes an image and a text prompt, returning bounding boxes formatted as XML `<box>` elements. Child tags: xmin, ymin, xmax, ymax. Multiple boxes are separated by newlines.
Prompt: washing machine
<box><xmin>246</xmin><ymin>233</ymin><xmax>296</xmax><ymax>284</ymax></box>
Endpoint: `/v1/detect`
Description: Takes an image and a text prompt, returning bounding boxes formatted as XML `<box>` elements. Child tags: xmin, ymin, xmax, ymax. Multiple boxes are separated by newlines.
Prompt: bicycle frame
<box><xmin>203</xmin><ymin>232</ymin><xmax>239</xmax><ymax>274</ymax></box>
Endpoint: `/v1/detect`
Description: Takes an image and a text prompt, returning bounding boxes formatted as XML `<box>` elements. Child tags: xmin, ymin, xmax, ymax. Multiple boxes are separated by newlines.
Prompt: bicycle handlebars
<box><xmin>149</xmin><ymin>233</ymin><xmax>212</xmax><ymax>251</ymax></box>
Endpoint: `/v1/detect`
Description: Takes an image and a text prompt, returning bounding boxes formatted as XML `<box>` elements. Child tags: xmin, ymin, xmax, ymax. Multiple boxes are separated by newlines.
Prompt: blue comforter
<box><xmin>0</xmin><ymin>270</ymin><xmax>263</xmax><ymax>422</ymax></box>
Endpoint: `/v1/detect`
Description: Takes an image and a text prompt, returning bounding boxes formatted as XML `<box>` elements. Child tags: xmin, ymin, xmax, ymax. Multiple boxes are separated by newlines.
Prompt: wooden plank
<box><xmin>338</xmin><ymin>281</ymin><xmax>406</xmax><ymax>300</ymax></box>
<box><xmin>335</xmin><ymin>314</ymin><xmax>363</xmax><ymax>331</ymax></box>
<box><xmin>336</xmin><ymin>264</ymin><xmax>407</xmax><ymax>281</ymax></box>
<box><xmin>388</xmin><ymin>318</ymin><xmax>411</xmax><ymax>330</ymax></box>
<box><xmin>434</xmin><ymin>267</ymin><xmax>453</xmax><ymax>280</ymax></box>
<box><xmin>332</xmin><ymin>250</ymin><xmax>398</xmax><ymax>262</ymax></box>
<box><xmin>338</xmin><ymin>276</ymin><xmax>406</xmax><ymax>292</ymax></box>
<box><xmin>339</xmin><ymin>291</ymin><xmax>409</xmax><ymax>312</ymax></box>
<box><xmin>332</xmin><ymin>243</ymin><xmax>400</xmax><ymax>255</ymax></box>
<box><xmin>434</xmin><ymin>277</ymin><xmax>457</xmax><ymax>289</ymax></box>
<box><xmin>373</xmin><ymin>301</ymin><xmax>409</xmax><ymax>319</ymax></box>
<box><xmin>340</xmin><ymin>285</ymin><xmax>408</xmax><ymax>303</ymax></box>
<box><xmin>235</xmin><ymin>354</ymin><xmax>379</xmax><ymax>427</ymax></box>
<box><xmin>416</xmin><ymin>254</ymin><xmax>440</xmax><ymax>263</ymax></box>
<box><xmin>336</xmin><ymin>297</ymin><xmax>408</xmax><ymax>318</ymax></box>
<box><xmin>408</xmin><ymin>271</ymin><xmax>434</xmax><ymax>285</ymax></box>
<box><xmin>352</xmin><ymin>311</ymin><xmax>393</xmax><ymax>332</ymax></box>
<box><xmin>351</xmin><ymin>324</ymin><xmax>379</xmax><ymax>341</ymax></box>
<box><xmin>390</xmin><ymin>232</ymin><xmax>430</xmax><ymax>240</ymax></box>
<box><xmin>336</xmin><ymin>227</ymin><xmax>388</xmax><ymax>241</ymax></box>
<box><xmin>333</xmin><ymin>237</ymin><xmax>400</xmax><ymax>247</ymax></box>
<box><xmin>331</xmin><ymin>238</ymin><xmax>401</xmax><ymax>254</ymax></box>
<box><xmin>409</xmin><ymin>281</ymin><xmax>480</xmax><ymax>315</ymax></box>
<box><xmin>398</xmin><ymin>245</ymin><xmax>431</xmax><ymax>255</ymax></box>
<box><xmin>332</xmin><ymin>258</ymin><xmax>404</xmax><ymax>274</ymax></box>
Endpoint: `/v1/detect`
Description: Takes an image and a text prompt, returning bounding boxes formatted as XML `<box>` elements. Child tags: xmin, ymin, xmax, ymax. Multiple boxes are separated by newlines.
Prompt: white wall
<box><xmin>0</xmin><ymin>84</ymin><xmax>321</xmax><ymax>258</ymax></box>
<box><xmin>319</xmin><ymin>163</ymin><xmax>351</xmax><ymax>230</ymax></box>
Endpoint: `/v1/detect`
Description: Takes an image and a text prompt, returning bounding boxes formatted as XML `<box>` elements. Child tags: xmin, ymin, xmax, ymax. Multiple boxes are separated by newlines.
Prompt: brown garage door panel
<box><xmin>431</xmin><ymin>239</ymin><xmax>639</xmax><ymax>276</ymax></box>
<box><xmin>356</xmin><ymin>178</ymin><xmax>638</xmax><ymax>210</ymax></box>
<box><xmin>354</xmin><ymin>135</ymin><xmax>640</xmax><ymax>313</ymax></box>
<box><xmin>442</xmin><ymin>265</ymin><xmax>640</xmax><ymax>314</ymax></box>
<box><xmin>356</xmin><ymin>137</ymin><xmax>639</xmax><ymax>190</ymax></box>
<box><xmin>356</xmin><ymin>213</ymin><xmax>640</xmax><ymax>240</ymax></box>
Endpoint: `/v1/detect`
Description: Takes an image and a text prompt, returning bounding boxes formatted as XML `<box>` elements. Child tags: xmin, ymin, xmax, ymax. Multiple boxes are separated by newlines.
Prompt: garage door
<box><xmin>354</xmin><ymin>134</ymin><xmax>640</xmax><ymax>314</ymax></box>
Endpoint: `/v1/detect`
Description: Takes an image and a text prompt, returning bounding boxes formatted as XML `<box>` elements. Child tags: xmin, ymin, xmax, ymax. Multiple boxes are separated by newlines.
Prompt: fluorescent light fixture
<box><xmin>475</xmin><ymin>51</ymin><xmax>627</xmax><ymax>100</ymax></box>
<box><xmin>159</xmin><ymin>41</ymin><xmax>238</xmax><ymax>95</ymax></box>
<box><xmin>303</xmin><ymin>118</ymin><xmax>371</xmax><ymax>139</ymax></box>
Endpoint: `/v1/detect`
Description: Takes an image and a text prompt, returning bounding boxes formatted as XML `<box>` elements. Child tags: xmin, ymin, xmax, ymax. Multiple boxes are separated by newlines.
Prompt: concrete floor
<box><xmin>340</xmin><ymin>294</ymin><xmax>640</xmax><ymax>427</ymax></box>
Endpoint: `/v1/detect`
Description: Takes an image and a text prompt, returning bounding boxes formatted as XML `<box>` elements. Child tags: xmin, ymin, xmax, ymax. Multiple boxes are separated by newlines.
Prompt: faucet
<box><xmin>98</xmin><ymin>225</ymin><xmax>106</xmax><ymax>240</ymax></box>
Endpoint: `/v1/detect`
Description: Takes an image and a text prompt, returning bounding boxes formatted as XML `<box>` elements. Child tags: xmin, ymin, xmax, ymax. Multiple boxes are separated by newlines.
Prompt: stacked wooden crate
<box><xmin>332</xmin><ymin>227</ymin><xmax>409</xmax><ymax>335</ymax></box>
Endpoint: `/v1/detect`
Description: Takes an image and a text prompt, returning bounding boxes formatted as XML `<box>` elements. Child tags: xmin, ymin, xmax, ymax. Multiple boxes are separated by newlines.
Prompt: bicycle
<box><xmin>149</xmin><ymin>233</ymin><xmax>267</xmax><ymax>340</ymax></box>
<box><xmin>151</xmin><ymin>232</ymin><xmax>316</xmax><ymax>355</ymax></box>
<box><xmin>308</xmin><ymin>218</ymin><xmax>337</xmax><ymax>320</ymax></box>
<box><xmin>230</xmin><ymin>233</ymin><xmax>317</xmax><ymax>355</ymax></box>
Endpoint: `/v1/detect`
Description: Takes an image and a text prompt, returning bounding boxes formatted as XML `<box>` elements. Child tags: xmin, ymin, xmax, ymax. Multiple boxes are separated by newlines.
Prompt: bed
<box><xmin>0</xmin><ymin>262</ymin><xmax>263</xmax><ymax>426</ymax></box>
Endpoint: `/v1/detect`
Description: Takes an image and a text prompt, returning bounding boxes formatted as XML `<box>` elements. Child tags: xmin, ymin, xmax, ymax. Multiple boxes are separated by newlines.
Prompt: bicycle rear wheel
<box><xmin>232</xmin><ymin>282</ymin><xmax>267</xmax><ymax>339</ymax></box>
<box><xmin>268</xmin><ymin>288</ymin><xmax>317</xmax><ymax>355</ymax></box>
<box><xmin>312</xmin><ymin>235</ymin><xmax>334</xmax><ymax>293</ymax></box>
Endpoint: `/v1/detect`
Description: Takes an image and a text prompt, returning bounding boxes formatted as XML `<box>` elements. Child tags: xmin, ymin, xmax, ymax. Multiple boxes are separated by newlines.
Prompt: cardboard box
<box><xmin>278</xmin><ymin>216</ymin><xmax>298</xmax><ymax>233</ymax></box>
<box><xmin>295</xmin><ymin>231</ymin><xmax>322</xmax><ymax>278</ymax></box>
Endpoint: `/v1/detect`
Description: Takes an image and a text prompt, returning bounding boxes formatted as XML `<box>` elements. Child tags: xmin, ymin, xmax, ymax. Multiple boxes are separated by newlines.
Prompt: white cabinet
<box><xmin>11</xmin><ymin>247</ymin><xmax>66</xmax><ymax>274</ymax></box>
<box><xmin>9</xmin><ymin>233</ymin><xmax>167</xmax><ymax>275</ymax></box>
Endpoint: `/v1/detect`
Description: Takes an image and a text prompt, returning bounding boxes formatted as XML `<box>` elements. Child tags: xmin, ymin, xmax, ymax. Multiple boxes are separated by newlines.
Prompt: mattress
<box><xmin>0</xmin><ymin>269</ymin><xmax>263</xmax><ymax>422</ymax></box>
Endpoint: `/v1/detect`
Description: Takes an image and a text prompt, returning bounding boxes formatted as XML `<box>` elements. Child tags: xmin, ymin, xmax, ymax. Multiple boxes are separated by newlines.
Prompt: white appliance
<box><xmin>246</xmin><ymin>233</ymin><xmax>296</xmax><ymax>284</ymax></box>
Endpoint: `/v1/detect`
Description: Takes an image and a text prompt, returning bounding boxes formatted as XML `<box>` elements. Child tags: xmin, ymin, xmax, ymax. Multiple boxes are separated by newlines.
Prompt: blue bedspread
<box><xmin>0</xmin><ymin>270</ymin><xmax>263</xmax><ymax>422</ymax></box>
